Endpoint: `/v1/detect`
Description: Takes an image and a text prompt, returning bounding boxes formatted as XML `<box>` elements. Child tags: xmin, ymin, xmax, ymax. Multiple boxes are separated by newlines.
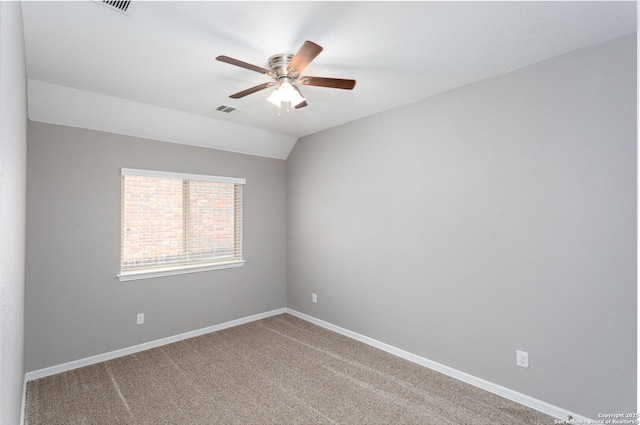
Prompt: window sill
<box><xmin>117</xmin><ymin>260</ymin><xmax>246</xmax><ymax>281</ymax></box>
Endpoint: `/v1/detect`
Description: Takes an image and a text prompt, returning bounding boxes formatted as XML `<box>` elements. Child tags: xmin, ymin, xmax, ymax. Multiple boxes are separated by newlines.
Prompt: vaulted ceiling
<box><xmin>21</xmin><ymin>1</ymin><xmax>637</xmax><ymax>159</ymax></box>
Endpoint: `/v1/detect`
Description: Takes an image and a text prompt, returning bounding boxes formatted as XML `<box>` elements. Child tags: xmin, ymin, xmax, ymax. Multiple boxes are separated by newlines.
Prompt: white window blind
<box><xmin>119</xmin><ymin>169</ymin><xmax>245</xmax><ymax>280</ymax></box>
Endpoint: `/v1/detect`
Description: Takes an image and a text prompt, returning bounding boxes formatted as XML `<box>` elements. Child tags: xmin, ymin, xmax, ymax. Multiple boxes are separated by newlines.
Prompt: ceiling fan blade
<box><xmin>299</xmin><ymin>76</ymin><xmax>356</xmax><ymax>90</ymax></box>
<box><xmin>288</xmin><ymin>41</ymin><xmax>323</xmax><ymax>74</ymax></box>
<box><xmin>229</xmin><ymin>82</ymin><xmax>275</xmax><ymax>99</ymax></box>
<box><xmin>216</xmin><ymin>55</ymin><xmax>271</xmax><ymax>75</ymax></box>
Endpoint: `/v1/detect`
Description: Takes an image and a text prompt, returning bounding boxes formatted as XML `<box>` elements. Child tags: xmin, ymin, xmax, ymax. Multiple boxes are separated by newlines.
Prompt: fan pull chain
<box><xmin>276</xmin><ymin>103</ymin><xmax>292</xmax><ymax>119</ymax></box>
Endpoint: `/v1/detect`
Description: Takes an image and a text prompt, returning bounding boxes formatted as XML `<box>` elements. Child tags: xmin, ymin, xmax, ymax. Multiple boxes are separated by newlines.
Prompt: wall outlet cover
<box><xmin>516</xmin><ymin>350</ymin><xmax>529</xmax><ymax>368</ymax></box>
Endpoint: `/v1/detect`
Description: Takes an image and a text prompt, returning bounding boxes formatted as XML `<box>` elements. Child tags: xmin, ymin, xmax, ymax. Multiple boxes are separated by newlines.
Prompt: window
<box><xmin>118</xmin><ymin>168</ymin><xmax>245</xmax><ymax>281</ymax></box>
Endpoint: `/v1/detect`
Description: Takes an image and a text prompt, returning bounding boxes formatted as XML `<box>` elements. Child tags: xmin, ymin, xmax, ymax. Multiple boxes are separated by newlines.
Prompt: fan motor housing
<box><xmin>268</xmin><ymin>54</ymin><xmax>296</xmax><ymax>79</ymax></box>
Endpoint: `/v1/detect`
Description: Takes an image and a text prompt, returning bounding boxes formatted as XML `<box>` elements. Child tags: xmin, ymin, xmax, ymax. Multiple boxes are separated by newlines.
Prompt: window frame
<box><xmin>118</xmin><ymin>168</ymin><xmax>246</xmax><ymax>281</ymax></box>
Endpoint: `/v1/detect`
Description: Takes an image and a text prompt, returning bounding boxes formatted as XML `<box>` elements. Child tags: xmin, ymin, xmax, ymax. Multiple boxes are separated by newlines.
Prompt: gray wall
<box><xmin>287</xmin><ymin>35</ymin><xmax>636</xmax><ymax>418</ymax></box>
<box><xmin>0</xmin><ymin>3</ymin><xmax>28</xmax><ymax>425</ymax></box>
<box><xmin>26</xmin><ymin>122</ymin><xmax>287</xmax><ymax>372</ymax></box>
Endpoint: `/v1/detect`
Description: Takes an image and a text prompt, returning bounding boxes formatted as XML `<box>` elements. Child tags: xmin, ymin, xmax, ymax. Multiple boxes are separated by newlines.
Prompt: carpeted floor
<box><xmin>25</xmin><ymin>313</ymin><xmax>556</xmax><ymax>424</ymax></box>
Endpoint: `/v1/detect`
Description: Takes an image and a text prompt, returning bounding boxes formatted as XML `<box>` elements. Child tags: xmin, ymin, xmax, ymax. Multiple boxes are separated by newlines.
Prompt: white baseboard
<box><xmin>20</xmin><ymin>375</ymin><xmax>27</xmax><ymax>425</ymax></box>
<box><xmin>24</xmin><ymin>308</ymin><xmax>286</xmax><ymax>382</ymax></box>
<box><xmin>285</xmin><ymin>308</ymin><xmax>591</xmax><ymax>424</ymax></box>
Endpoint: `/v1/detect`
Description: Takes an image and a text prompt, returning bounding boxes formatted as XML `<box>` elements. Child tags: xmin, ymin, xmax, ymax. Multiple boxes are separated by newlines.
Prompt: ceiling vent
<box><xmin>215</xmin><ymin>105</ymin><xmax>244</xmax><ymax>115</ymax></box>
<box><xmin>95</xmin><ymin>0</ymin><xmax>136</xmax><ymax>16</ymax></box>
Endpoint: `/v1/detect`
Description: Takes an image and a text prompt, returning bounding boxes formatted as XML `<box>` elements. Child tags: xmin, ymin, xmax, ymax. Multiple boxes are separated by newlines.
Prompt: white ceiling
<box><xmin>22</xmin><ymin>1</ymin><xmax>637</xmax><ymax>159</ymax></box>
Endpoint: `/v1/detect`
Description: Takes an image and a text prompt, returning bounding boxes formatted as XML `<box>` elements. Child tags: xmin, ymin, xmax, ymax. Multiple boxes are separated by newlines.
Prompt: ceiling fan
<box><xmin>216</xmin><ymin>40</ymin><xmax>356</xmax><ymax>110</ymax></box>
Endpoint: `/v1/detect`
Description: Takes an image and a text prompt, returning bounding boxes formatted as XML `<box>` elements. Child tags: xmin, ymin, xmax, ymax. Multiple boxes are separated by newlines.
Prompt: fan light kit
<box><xmin>266</xmin><ymin>81</ymin><xmax>305</xmax><ymax>109</ymax></box>
<box><xmin>216</xmin><ymin>41</ymin><xmax>356</xmax><ymax>113</ymax></box>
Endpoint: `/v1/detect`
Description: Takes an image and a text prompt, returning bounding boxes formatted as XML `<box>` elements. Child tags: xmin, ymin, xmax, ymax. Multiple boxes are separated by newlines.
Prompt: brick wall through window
<box><xmin>121</xmin><ymin>171</ymin><xmax>243</xmax><ymax>273</ymax></box>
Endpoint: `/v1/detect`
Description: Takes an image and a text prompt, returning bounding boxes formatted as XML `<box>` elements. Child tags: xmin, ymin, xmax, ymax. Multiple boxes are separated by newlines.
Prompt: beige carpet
<box><xmin>25</xmin><ymin>314</ymin><xmax>555</xmax><ymax>424</ymax></box>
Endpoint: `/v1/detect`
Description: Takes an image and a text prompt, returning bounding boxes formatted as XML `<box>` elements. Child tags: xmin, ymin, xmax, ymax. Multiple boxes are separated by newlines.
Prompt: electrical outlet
<box><xmin>516</xmin><ymin>350</ymin><xmax>529</xmax><ymax>368</ymax></box>
<box><xmin>137</xmin><ymin>313</ymin><xmax>144</xmax><ymax>325</ymax></box>
<box><xmin>312</xmin><ymin>293</ymin><xmax>317</xmax><ymax>303</ymax></box>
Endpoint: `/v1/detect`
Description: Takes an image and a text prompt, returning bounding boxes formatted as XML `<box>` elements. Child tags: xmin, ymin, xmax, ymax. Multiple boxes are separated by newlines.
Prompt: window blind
<box><xmin>120</xmin><ymin>169</ymin><xmax>244</xmax><ymax>275</ymax></box>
